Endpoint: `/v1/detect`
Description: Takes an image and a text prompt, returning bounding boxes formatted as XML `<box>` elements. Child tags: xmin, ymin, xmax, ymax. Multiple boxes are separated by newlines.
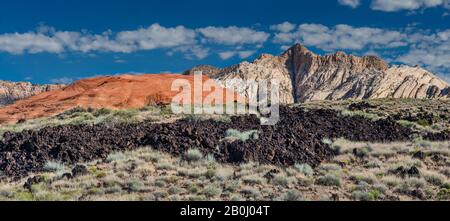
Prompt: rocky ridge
<box><xmin>186</xmin><ymin>44</ymin><xmax>450</xmax><ymax>103</ymax></box>
<box><xmin>0</xmin><ymin>81</ymin><xmax>64</xmax><ymax>106</ymax></box>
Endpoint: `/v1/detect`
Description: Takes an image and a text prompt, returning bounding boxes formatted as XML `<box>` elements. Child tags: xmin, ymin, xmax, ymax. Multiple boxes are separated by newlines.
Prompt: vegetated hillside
<box><xmin>0</xmin><ymin>74</ymin><xmax>241</xmax><ymax>124</ymax></box>
<box><xmin>187</xmin><ymin>44</ymin><xmax>450</xmax><ymax>103</ymax></box>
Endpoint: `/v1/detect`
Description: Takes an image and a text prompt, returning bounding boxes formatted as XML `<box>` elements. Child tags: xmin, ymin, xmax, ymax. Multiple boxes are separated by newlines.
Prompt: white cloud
<box><xmin>397</xmin><ymin>29</ymin><xmax>450</xmax><ymax>73</ymax></box>
<box><xmin>0</xmin><ymin>24</ymin><xmax>268</xmax><ymax>60</ymax></box>
<box><xmin>197</xmin><ymin>26</ymin><xmax>270</xmax><ymax>45</ymax></box>
<box><xmin>219</xmin><ymin>51</ymin><xmax>236</xmax><ymax>60</ymax></box>
<box><xmin>238</xmin><ymin>50</ymin><xmax>256</xmax><ymax>58</ymax></box>
<box><xmin>218</xmin><ymin>50</ymin><xmax>256</xmax><ymax>60</ymax></box>
<box><xmin>169</xmin><ymin>45</ymin><xmax>210</xmax><ymax>60</ymax></box>
<box><xmin>0</xmin><ymin>33</ymin><xmax>64</xmax><ymax>54</ymax></box>
<box><xmin>270</xmin><ymin>22</ymin><xmax>296</xmax><ymax>33</ymax></box>
<box><xmin>116</xmin><ymin>24</ymin><xmax>197</xmax><ymax>50</ymax></box>
<box><xmin>371</xmin><ymin>0</ymin><xmax>449</xmax><ymax>12</ymax></box>
<box><xmin>273</xmin><ymin>23</ymin><xmax>407</xmax><ymax>51</ymax></box>
<box><xmin>338</xmin><ymin>0</ymin><xmax>361</xmax><ymax>8</ymax></box>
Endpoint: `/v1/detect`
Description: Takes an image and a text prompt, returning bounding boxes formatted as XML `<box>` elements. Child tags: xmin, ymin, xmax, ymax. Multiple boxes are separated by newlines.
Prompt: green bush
<box><xmin>294</xmin><ymin>164</ymin><xmax>314</xmax><ymax>176</ymax></box>
<box><xmin>43</xmin><ymin>161</ymin><xmax>66</xmax><ymax>173</ymax></box>
<box><xmin>316</xmin><ymin>174</ymin><xmax>341</xmax><ymax>187</ymax></box>
<box><xmin>185</xmin><ymin>149</ymin><xmax>203</xmax><ymax>162</ymax></box>
<box><xmin>225</xmin><ymin>129</ymin><xmax>259</xmax><ymax>142</ymax></box>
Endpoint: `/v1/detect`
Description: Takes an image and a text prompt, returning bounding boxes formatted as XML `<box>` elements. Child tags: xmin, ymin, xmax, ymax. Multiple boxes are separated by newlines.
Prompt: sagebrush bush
<box><xmin>316</xmin><ymin>174</ymin><xmax>341</xmax><ymax>187</ymax></box>
<box><xmin>352</xmin><ymin>190</ymin><xmax>380</xmax><ymax>201</ymax></box>
<box><xmin>273</xmin><ymin>175</ymin><xmax>290</xmax><ymax>187</ymax></box>
<box><xmin>106</xmin><ymin>152</ymin><xmax>126</xmax><ymax>163</ymax></box>
<box><xmin>43</xmin><ymin>161</ymin><xmax>66</xmax><ymax>173</ymax></box>
<box><xmin>185</xmin><ymin>149</ymin><xmax>203</xmax><ymax>162</ymax></box>
<box><xmin>294</xmin><ymin>164</ymin><xmax>314</xmax><ymax>176</ymax></box>
<box><xmin>203</xmin><ymin>185</ymin><xmax>222</xmax><ymax>198</ymax></box>
<box><xmin>423</xmin><ymin>171</ymin><xmax>446</xmax><ymax>186</ymax></box>
<box><xmin>225</xmin><ymin>129</ymin><xmax>259</xmax><ymax>142</ymax></box>
<box><xmin>282</xmin><ymin>190</ymin><xmax>303</xmax><ymax>201</ymax></box>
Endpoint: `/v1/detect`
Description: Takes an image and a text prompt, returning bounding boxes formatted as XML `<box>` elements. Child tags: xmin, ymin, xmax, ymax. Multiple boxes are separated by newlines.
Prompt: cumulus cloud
<box><xmin>273</xmin><ymin>23</ymin><xmax>407</xmax><ymax>51</ymax></box>
<box><xmin>0</xmin><ymin>24</ymin><xmax>197</xmax><ymax>55</ymax></box>
<box><xmin>371</xmin><ymin>0</ymin><xmax>449</xmax><ymax>12</ymax></box>
<box><xmin>0</xmin><ymin>33</ymin><xmax>64</xmax><ymax>54</ymax></box>
<box><xmin>338</xmin><ymin>0</ymin><xmax>361</xmax><ymax>8</ymax></box>
<box><xmin>116</xmin><ymin>24</ymin><xmax>197</xmax><ymax>50</ymax></box>
<box><xmin>218</xmin><ymin>51</ymin><xmax>236</xmax><ymax>60</ymax></box>
<box><xmin>270</xmin><ymin>22</ymin><xmax>296</xmax><ymax>33</ymax></box>
<box><xmin>197</xmin><ymin>26</ymin><xmax>270</xmax><ymax>45</ymax></box>
<box><xmin>169</xmin><ymin>45</ymin><xmax>210</xmax><ymax>60</ymax></box>
<box><xmin>0</xmin><ymin>24</ymin><xmax>268</xmax><ymax>60</ymax></box>
<box><xmin>397</xmin><ymin>29</ymin><xmax>450</xmax><ymax>73</ymax></box>
<box><xmin>218</xmin><ymin>50</ymin><xmax>256</xmax><ymax>60</ymax></box>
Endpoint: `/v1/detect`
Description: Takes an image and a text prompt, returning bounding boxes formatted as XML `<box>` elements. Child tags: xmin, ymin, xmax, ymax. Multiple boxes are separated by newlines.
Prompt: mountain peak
<box><xmin>283</xmin><ymin>43</ymin><xmax>314</xmax><ymax>56</ymax></box>
<box><xmin>206</xmin><ymin>43</ymin><xmax>449</xmax><ymax>103</ymax></box>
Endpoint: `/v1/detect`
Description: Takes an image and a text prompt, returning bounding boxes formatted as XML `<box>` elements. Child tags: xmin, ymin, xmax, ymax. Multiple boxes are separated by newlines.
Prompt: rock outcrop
<box><xmin>0</xmin><ymin>81</ymin><xmax>64</xmax><ymax>106</ymax></box>
<box><xmin>186</xmin><ymin>44</ymin><xmax>450</xmax><ymax>103</ymax></box>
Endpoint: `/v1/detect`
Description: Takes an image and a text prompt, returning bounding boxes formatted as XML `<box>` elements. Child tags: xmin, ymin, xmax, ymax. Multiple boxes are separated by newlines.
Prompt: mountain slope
<box><xmin>0</xmin><ymin>81</ymin><xmax>64</xmax><ymax>106</ymax></box>
<box><xmin>187</xmin><ymin>44</ymin><xmax>450</xmax><ymax>103</ymax></box>
<box><xmin>0</xmin><ymin>74</ymin><xmax>240</xmax><ymax>124</ymax></box>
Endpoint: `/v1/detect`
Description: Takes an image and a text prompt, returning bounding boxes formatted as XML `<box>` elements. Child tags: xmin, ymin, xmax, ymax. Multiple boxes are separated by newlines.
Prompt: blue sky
<box><xmin>0</xmin><ymin>0</ymin><xmax>449</xmax><ymax>84</ymax></box>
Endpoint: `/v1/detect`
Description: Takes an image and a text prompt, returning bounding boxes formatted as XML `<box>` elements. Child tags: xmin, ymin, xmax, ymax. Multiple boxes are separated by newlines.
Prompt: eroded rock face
<box><xmin>187</xmin><ymin>44</ymin><xmax>450</xmax><ymax>103</ymax></box>
<box><xmin>0</xmin><ymin>81</ymin><xmax>64</xmax><ymax>106</ymax></box>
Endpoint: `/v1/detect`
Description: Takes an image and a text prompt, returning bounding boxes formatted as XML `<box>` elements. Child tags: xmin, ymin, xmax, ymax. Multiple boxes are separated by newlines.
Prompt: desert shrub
<box><xmin>57</xmin><ymin>107</ymin><xmax>88</xmax><ymax>118</ymax></box>
<box><xmin>341</xmin><ymin>110</ymin><xmax>380</xmax><ymax>121</ymax></box>
<box><xmin>321</xmin><ymin>138</ymin><xmax>333</xmax><ymax>145</ymax></box>
<box><xmin>423</xmin><ymin>171</ymin><xmax>446</xmax><ymax>186</ymax></box>
<box><xmin>436</xmin><ymin>188</ymin><xmax>450</xmax><ymax>200</ymax></box>
<box><xmin>153</xmin><ymin>191</ymin><xmax>169</xmax><ymax>200</ymax></box>
<box><xmin>203</xmin><ymin>185</ymin><xmax>222</xmax><ymax>198</ymax></box>
<box><xmin>282</xmin><ymin>190</ymin><xmax>303</xmax><ymax>201</ymax></box>
<box><xmin>297</xmin><ymin>176</ymin><xmax>314</xmax><ymax>187</ymax></box>
<box><xmin>316</xmin><ymin>174</ymin><xmax>341</xmax><ymax>187</ymax></box>
<box><xmin>106</xmin><ymin>152</ymin><xmax>126</xmax><ymax>163</ymax></box>
<box><xmin>441</xmin><ymin>168</ymin><xmax>450</xmax><ymax>177</ymax></box>
<box><xmin>230</xmin><ymin>195</ymin><xmax>244</xmax><ymax>201</ymax></box>
<box><xmin>185</xmin><ymin>149</ymin><xmax>203</xmax><ymax>162</ymax></box>
<box><xmin>128</xmin><ymin>180</ymin><xmax>145</xmax><ymax>192</ymax></box>
<box><xmin>104</xmin><ymin>185</ymin><xmax>122</xmax><ymax>194</ymax></box>
<box><xmin>43</xmin><ymin>161</ymin><xmax>66</xmax><ymax>173</ymax></box>
<box><xmin>242</xmin><ymin>175</ymin><xmax>265</xmax><ymax>185</ymax></box>
<box><xmin>416</xmin><ymin>119</ymin><xmax>431</xmax><ymax>127</ymax></box>
<box><xmin>373</xmin><ymin>183</ymin><xmax>388</xmax><ymax>194</ymax></box>
<box><xmin>318</xmin><ymin>164</ymin><xmax>342</xmax><ymax>173</ymax></box>
<box><xmin>101</xmin><ymin>109</ymin><xmax>139</xmax><ymax>124</ymax></box>
<box><xmin>215</xmin><ymin>168</ymin><xmax>234</xmax><ymax>181</ymax></box>
<box><xmin>178</xmin><ymin>168</ymin><xmax>204</xmax><ymax>178</ymax></box>
<box><xmin>396</xmin><ymin>177</ymin><xmax>427</xmax><ymax>195</ymax></box>
<box><xmin>406</xmin><ymin>177</ymin><xmax>427</xmax><ymax>189</ymax></box>
<box><xmin>159</xmin><ymin>105</ymin><xmax>173</xmax><ymax>116</ymax></box>
<box><xmin>224</xmin><ymin>180</ymin><xmax>241</xmax><ymax>192</ymax></box>
<box><xmin>240</xmin><ymin>187</ymin><xmax>261</xmax><ymax>199</ymax></box>
<box><xmin>156</xmin><ymin>162</ymin><xmax>176</xmax><ymax>170</ymax></box>
<box><xmin>350</xmin><ymin>173</ymin><xmax>377</xmax><ymax>185</ymax></box>
<box><xmin>397</xmin><ymin>120</ymin><xmax>417</xmax><ymax>128</ymax></box>
<box><xmin>93</xmin><ymin>108</ymin><xmax>112</xmax><ymax>117</ymax></box>
<box><xmin>352</xmin><ymin>190</ymin><xmax>380</xmax><ymax>201</ymax></box>
<box><xmin>273</xmin><ymin>175</ymin><xmax>291</xmax><ymax>187</ymax></box>
<box><xmin>168</xmin><ymin>186</ymin><xmax>183</xmax><ymax>195</ymax></box>
<box><xmin>225</xmin><ymin>129</ymin><xmax>259</xmax><ymax>142</ymax></box>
